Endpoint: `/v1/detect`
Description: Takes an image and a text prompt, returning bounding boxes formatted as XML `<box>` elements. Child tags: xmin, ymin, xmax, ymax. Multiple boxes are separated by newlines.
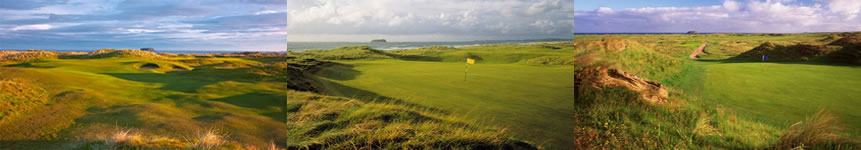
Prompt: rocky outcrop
<box><xmin>575</xmin><ymin>66</ymin><xmax>669</xmax><ymax>104</ymax></box>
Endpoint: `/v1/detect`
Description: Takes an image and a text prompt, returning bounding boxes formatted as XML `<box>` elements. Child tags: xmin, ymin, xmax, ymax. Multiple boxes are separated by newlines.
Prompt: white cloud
<box><xmin>287</xmin><ymin>0</ymin><xmax>573</xmax><ymax>41</ymax></box>
<box><xmin>596</xmin><ymin>7</ymin><xmax>614</xmax><ymax>14</ymax></box>
<box><xmin>12</xmin><ymin>24</ymin><xmax>52</xmax><ymax>31</ymax></box>
<box><xmin>255</xmin><ymin>10</ymin><xmax>278</xmax><ymax>15</ymax></box>
<box><xmin>526</xmin><ymin>0</ymin><xmax>563</xmax><ymax>15</ymax></box>
<box><xmin>575</xmin><ymin>0</ymin><xmax>861</xmax><ymax>33</ymax></box>
<box><xmin>824</xmin><ymin>0</ymin><xmax>861</xmax><ymax>20</ymax></box>
<box><xmin>723</xmin><ymin>0</ymin><xmax>741</xmax><ymax>11</ymax></box>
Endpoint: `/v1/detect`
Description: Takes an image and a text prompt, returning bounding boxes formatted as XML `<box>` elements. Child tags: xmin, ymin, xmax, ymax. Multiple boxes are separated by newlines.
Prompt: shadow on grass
<box><xmin>0</xmin><ymin>140</ymin><xmax>67</xmax><ymax>149</ymax></box>
<box><xmin>312</xmin><ymin>76</ymin><xmax>448</xmax><ymax>114</ymax></box>
<box><xmin>2</xmin><ymin>60</ymin><xmax>56</xmax><ymax>68</ymax></box>
<box><xmin>371</xmin><ymin>49</ymin><xmax>444</xmax><ymax>62</ymax></box>
<box><xmin>211</xmin><ymin>92</ymin><xmax>287</xmax><ymax>122</ymax></box>
<box><xmin>104</xmin><ymin>68</ymin><xmax>256</xmax><ymax>92</ymax></box>
<box><xmin>698</xmin><ymin>46</ymin><xmax>861</xmax><ymax>67</ymax></box>
<box><xmin>314</xmin><ymin>63</ymin><xmax>361</xmax><ymax>81</ymax></box>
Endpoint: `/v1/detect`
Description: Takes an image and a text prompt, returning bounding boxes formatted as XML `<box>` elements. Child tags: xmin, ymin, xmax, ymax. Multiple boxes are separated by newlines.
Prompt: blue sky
<box><xmin>0</xmin><ymin>0</ymin><xmax>287</xmax><ymax>51</ymax></box>
<box><xmin>575</xmin><ymin>0</ymin><xmax>861</xmax><ymax>33</ymax></box>
<box><xmin>287</xmin><ymin>0</ymin><xmax>574</xmax><ymax>42</ymax></box>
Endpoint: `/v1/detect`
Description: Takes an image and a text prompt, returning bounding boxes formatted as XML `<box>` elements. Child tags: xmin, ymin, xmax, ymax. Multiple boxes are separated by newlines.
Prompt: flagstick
<box><xmin>463</xmin><ymin>62</ymin><xmax>470</xmax><ymax>81</ymax></box>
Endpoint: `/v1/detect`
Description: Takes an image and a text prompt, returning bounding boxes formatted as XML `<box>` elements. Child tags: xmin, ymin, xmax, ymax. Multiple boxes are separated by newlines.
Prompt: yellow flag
<box><xmin>467</xmin><ymin>58</ymin><xmax>475</xmax><ymax>64</ymax></box>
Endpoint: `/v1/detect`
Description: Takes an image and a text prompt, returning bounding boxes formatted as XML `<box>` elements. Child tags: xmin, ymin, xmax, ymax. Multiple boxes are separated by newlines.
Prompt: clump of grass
<box><xmin>97</xmin><ymin>128</ymin><xmax>190</xmax><ymax>149</ymax></box>
<box><xmin>192</xmin><ymin>128</ymin><xmax>228</xmax><ymax>150</ymax></box>
<box><xmin>774</xmin><ymin>109</ymin><xmax>858</xmax><ymax>149</ymax></box>
<box><xmin>693</xmin><ymin>113</ymin><xmax>720</xmax><ymax>138</ymax></box>
<box><xmin>83</xmin><ymin>127</ymin><xmax>280</xmax><ymax>149</ymax></box>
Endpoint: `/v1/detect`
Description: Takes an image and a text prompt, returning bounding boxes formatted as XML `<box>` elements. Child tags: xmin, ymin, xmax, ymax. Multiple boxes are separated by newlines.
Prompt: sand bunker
<box><xmin>139</xmin><ymin>63</ymin><xmax>159</xmax><ymax>69</ymax></box>
<box><xmin>689</xmin><ymin>43</ymin><xmax>708</xmax><ymax>59</ymax></box>
<box><xmin>172</xmin><ymin>66</ymin><xmax>188</xmax><ymax>71</ymax></box>
<box><xmin>575</xmin><ymin>66</ymin><xmax>669</xmax><ymax>104</ymax></box>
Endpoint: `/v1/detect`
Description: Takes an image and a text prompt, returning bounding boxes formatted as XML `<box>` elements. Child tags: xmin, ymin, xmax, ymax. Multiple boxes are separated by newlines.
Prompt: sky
<box><xmin>575</xmin><ymin>0</ymin><xmax>861</xmax><ymax>33</ymax></box>
<box><xmin>286</xmin><ymin>0</ymin><xmax>575</xmax><ymax>42</ymax></box>
<box><xmin>0</xmin><ymin>0</ymin><xmax>287</xmax><ymax>51</ymax></box>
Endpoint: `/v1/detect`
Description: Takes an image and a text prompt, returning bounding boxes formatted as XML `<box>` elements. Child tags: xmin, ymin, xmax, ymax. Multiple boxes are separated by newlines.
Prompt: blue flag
<box><xmin>763</xmin><ymin>55</ymin><xmax>768</xmax><ymax>60</ymax></box>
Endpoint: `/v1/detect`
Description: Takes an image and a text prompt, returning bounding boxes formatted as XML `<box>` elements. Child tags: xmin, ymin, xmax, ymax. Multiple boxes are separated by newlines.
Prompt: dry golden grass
<box><xmin>193</xmin><ymin>128</ymin><xmax>228</xmax><ymax>150</ymax></box>
<box><xmin>775</xmin><ymin>109</ymin><xmax>858</xmax><ymax>149</ymax></box>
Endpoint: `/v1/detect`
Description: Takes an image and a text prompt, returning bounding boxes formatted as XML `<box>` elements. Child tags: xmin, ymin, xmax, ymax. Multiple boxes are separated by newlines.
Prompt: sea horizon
<box><xmin>287</xmin><ymin>38</ymin><xmax>573</xmax><ymax>51</ymax></box>
<box><xmin>0</xmin><ymin>49</ymin><xmax>287</xmax><ymax>54</ymax></box>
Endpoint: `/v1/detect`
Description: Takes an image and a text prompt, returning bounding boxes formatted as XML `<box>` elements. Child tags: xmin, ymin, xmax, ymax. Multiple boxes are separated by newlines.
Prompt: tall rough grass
<box><xmin>774</xmin><ymin>110</ymin><xmax>858</xmax><ymax>149</ymax></box>
<box><xmin>0</xmin><ymin>80</ymin><xmax>48</xmax><ymax>122</ymax></box>
<box><xmin>287</xmin><ymin>90</ymin><xmax>537</xmax><ymax>149</ymax></box>
<box><xmin>81</xmin><ymin>127</ymin><xmax>283</xmax><ymax>149</ymax></box>
<box><xmin>573</xmin><ymin>37</ymin><xmax>783</xmax><ymax>149</ymax></box>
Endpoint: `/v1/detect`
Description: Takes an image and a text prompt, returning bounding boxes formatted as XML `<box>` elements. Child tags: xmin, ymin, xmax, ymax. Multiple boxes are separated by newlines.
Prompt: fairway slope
<box><xmin>0</xmin><ymin>50</ymin><xmax>288</xmax><ymax>149</ymax></box>
<box><xmin>293</xmin><ymin>43</ymin><xmax>574</xmax><ymax>148</ymax></box>
<box><xmin>287</xmin><ymin>90</ymin><xmax>538</xmax><ymax>149</ymax></box>
<box><xmin>575</xmin><ymin>33</ymin><xmax>860</xmax><ymax>149</ymax></box>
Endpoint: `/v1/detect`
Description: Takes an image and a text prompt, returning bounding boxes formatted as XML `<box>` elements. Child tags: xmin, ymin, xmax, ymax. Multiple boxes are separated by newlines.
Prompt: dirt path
<box><xmin>689</xmin><ymin>43</ymin><xmax>707</xmax><ymax>59</ymax></box>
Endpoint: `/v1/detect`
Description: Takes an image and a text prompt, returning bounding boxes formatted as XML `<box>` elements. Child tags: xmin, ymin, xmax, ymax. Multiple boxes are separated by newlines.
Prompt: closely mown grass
<box><xmin>287</xmin><ymin>90</ymin><xmax>537</xmax><ymax>149</ymax></box>
<box><xmin>312</xmin><ymin>59</ymin><xmax>574</xmax><ymax>148</ymax></box>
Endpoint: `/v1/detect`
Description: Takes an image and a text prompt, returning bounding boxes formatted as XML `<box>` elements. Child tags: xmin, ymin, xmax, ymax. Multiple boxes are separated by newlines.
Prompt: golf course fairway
<box><xmin>314</xmin><ymin>59</ymin><xmax>574</xmax><ymax>148</ymax></box>
<box><xmin>0</xmin><ymin>50</ymin><xmax>288</xmax><ymax>149</ymax></box>
<box><xmin>702</xmin><ymin>62</ymin><xmax>861</xmax><ymax>133</ymax></box>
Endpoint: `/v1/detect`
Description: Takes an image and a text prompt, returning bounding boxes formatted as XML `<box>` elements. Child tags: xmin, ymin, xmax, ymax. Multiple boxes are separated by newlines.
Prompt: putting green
<box><xmin>702</xmin><ymin>62</ymin><xmax>861</xmax><ymax>133</ymax></box>
<box><xmin>314</xmin><ymin>59</ymin><xmax>574</xmax><ymax>148</ymax></box>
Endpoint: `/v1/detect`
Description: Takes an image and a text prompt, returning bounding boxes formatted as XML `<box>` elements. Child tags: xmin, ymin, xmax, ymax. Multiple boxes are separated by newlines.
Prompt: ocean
<box><xmin>287</xmin><ymin>39</ymin><xmax>572</xmax><ymax>51</ymax></box>
<box><xmin>1</xmin><ymin>49</ymin><xmax>283</xmax><ymax>54</ymax></box>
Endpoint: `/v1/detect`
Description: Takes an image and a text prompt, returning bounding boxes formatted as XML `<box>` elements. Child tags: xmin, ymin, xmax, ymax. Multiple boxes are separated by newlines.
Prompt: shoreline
<box><xmin>288</xmin><ymin>40</ymin><xmax>572</xmax><ymax>51</ymax></box>
<box><xmin>0</xmin><ymin>49</ymin><xmax>286</xmax><ymax>54</ymax></box>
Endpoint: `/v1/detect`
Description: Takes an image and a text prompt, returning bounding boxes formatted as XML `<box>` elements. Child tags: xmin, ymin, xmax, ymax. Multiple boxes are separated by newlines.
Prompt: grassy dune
<box><xmin>287</xmin><ymin>90</ymin><xmax>537</xmax><ymax>149</ymax></box>
<box><xmin>0</xmin><ymin>50</ymin><xmax>287</xmax><ymax>149</ymax></box>
<box><xmin>574</xmin><ymin>33</ymin><xmax>860</xmax><ymax>149</ymax></box>
<box><xmin>295</xmin><ymin>43</ymin><xmax>575</xmax><ymax>148</ymax></box>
